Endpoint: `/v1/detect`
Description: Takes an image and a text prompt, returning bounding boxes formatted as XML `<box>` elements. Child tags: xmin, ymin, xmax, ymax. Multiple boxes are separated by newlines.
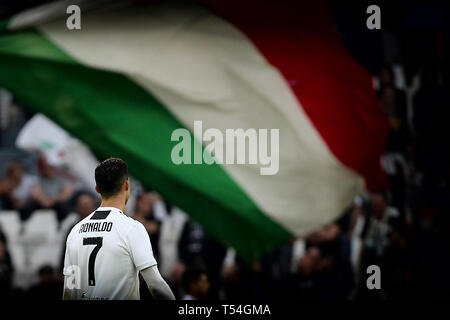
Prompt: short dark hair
<box><xmin>181</xmin><ymin>267</ymin><xmax>206</xmax><ymax>292</ymax></box>
<box><xmin>95</xmin><ymin>158</ymin><xmax>128</xmax><ymax>198</ymax></box>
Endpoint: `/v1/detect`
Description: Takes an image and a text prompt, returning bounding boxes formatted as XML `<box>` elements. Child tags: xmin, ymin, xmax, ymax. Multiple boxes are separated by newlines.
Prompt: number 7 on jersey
<box><xmin>83</xmin><ymin>237</ymin><xmax>103</xmax><ymax>286</ymax></box>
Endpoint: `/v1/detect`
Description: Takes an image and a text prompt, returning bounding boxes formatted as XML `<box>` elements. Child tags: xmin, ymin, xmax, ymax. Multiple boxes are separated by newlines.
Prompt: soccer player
<box><xmin>62</xmin><ymin>158</ymin><xmax>175</xmax><ymax>300</ymax></box>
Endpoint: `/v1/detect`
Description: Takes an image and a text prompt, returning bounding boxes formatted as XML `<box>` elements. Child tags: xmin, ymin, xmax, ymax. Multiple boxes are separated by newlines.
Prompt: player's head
<box><xmin>181</xmin><ymin>267</ymin><xmax>210</xmax><ymax>299</ymax></box>
<box><xmin>95</xmin><ymin>158</ymin><xmax>130</xmax><ymax>203</ymax></box>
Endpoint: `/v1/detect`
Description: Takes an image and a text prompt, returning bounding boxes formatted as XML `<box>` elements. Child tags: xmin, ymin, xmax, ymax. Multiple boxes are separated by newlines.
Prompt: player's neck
<box><xmin>100</xmin><ymin>195</ymin><xmax>126</xmax><ymax>213</ymax></box>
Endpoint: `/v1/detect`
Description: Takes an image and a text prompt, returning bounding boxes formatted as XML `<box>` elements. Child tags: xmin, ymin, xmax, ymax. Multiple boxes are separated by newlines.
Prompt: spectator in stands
<box><xmin>133</xmin><ymin>191</ymin><xmax>168</xmax><ymax>300</ymax></box>
<box><xmin>222</xmin><ymin>254</ymin><xmax>267</xmax><ymax>300</ymax></box>
<box><xmin>181</xmin><ymin>267</ymin><xmax>210</xmax><ymax>300</ymax></box>
<box><xmin>294</xmin><ymin>246</ymin><xmax>321</xmax><ymax>299</ymax></box>
<box><xmin>134</xmin><ymin>191</ymin><xmax>162</xmax><ymax>259</ymax></box>
<box><xmin>379</xmin><ymin>83</ymin><xmax>411</xmax><ymax>218</ymax></box>
<box><xmin>0</xmin><ymin>161</ymin><xmax>36</xmax><ymax>211</ymax></box>
<box><xmin>298</xmin><ymin>221</ymin><xmax>355</xmax><ymax>299</ymax></box>
<box><xmin>166</xmin><ymin>220</ymin><xmax>204</xmax><ymax>297</ymax></box>
<box><xmin>75</xmin><ymin>193</ymin><xmax>97</xmax><ymax>219</ymax></box>
<box><xmin>364</xmin><ymin>193</ymin><xmax>402</xmax><ymax>257</ymax></box>
<box><xmin>378</xmin><ymin>64</ymin><xmax>407</xmax><ymax>114</ymax></box>
<box><xmin>357</xmin><ymin>192</ymin><xmax>407</xmax><ymax>299</ymax></box>
<box><xmin>27</xmin><ymin>265</ymin><xmax>63</xmax><ymax>300</ymax></box>
<box><xmin>259</xmin><ymin>241</ymin><xmax>297</xmax><ymax>300</ymax></box>
<box><xmin>379</xmin><ymin>85</ymin><xmax>411</xmax><ymax>157</ymax></box>
<box><xmin>158</xmin><ymin>204</ymin><xmax>187</xmax><ymax>284</ymax></box>
<box><xmin>177</xmin><ymin>219</ymin><xmax>227</xmax><ymax>299</ymax></box>
<box><xmin>29</xmin><ymin>156</ymin><xmax>74</xmax><ymax>228</ymax></box>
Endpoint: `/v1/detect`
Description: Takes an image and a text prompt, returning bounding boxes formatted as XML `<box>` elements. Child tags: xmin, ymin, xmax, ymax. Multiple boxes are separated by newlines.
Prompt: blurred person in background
<box><xmin>380</xmin><ymin>85</ymin><xmax>411</xmax><ymax>158</ymax></box>
<box><xmin>259</xmin><ymin>241</ymin><xmax>297</xmax><ymax>300</ymax></box>
<box><xmin>157</xmin><ymin>204</ymin><xmax>187</xmax><ymax>289</ymax></box>
<box><xmin>134</xmin><ymin>191</ymin><xmax>168</xmax><ymax>300</ymax></box>
<box><xmin>74</xmin><ymin>193</ymin><xmax>98</xmax><ymax>220</ymax></box>
<box><xmin>379</xmin><ymin>84</ymin><xmax>411</xmax><ymax>219</ymax></box>
<box><xmin>363</xmin><ymin>193</ymin><xmax>403</xmax><ymax>257</ymax></box>
<box><xmin>221</xmin><ymin>255</ymin><xmax>266</xmax><ymax>300</ymax></box>
<box><xmin>134</xmin><ymin>191</ymin><xmax>162</xmax><ymax>260</ymax></box>
<box><xmin>296</xmin><ymin>219</ymin><xmax>355</xmax><ymax>299</ymax></box>
<box><xmin>378</xmin><ymin>64</ymin><xmax>407</xmax><ymax>114</ymax></box>
<box><xmin>171</xmin><ymin>220</ymin><xmax>205</xmax><ymax>291</ymax></box>
<box><xmin>177</xmin><ymin>219</ymin><xmax>227</xmax><ymax>299</ymax></box>
<box><xmin>181</xmin><ymin>267</ymin><xmax>210</xmax><ymax>300</ymax></box>
<box><xmin>28</xmin><ymin>156</ymin><xmax>74</xmax><ymax>229</ymax></box>
<box><xmin>0</xmin><ymin>161</ymin><xmax>36</xmax><ymax>211</ymax></box>
<box><xmin>27</xmin><ymin>265</ymin><xmax>62</xmax><ymax>300</ymax></box>
<box><xmin>356</xmin><ymin>192</ymin><xmax>407</xmax><ymax>299</ymax></box>
<box><xmin>295</xmin><ymin>246</ymin><xmax>321</xmax><ymax>299</ymax></box>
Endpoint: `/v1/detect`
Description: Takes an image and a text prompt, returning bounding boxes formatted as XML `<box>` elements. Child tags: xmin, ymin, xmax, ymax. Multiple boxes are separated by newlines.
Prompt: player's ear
<box><xmin>95</xmin><ymin>185</ymin><xmax>100</xmax><ymax>194</ymax></box>
<box><xmin>124</xmin><ymin>178</ymin><xmax>130</xmax><ymax>191</ymax></box>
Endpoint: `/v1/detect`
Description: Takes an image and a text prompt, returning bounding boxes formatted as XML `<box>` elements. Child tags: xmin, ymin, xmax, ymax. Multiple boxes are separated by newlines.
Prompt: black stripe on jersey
<box><xmin>91</xmin><ymin>210</ymin><xmax>111</xmax><ymax>220</ymax></box>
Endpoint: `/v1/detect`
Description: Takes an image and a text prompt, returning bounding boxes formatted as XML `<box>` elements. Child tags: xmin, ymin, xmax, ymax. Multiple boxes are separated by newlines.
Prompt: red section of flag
<box><xmin>202</xmin><ymin>0</ymin><xmax>390</xmax><ymax>191</ymax></box>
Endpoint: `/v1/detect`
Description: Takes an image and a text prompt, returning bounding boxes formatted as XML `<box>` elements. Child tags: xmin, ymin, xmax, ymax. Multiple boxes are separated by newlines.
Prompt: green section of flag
<box><xmin>0</xmin><ymin>28</ymin><xmax>292</xmax><ymax>261</ymax></box>
<box><xmin>0</xmin><ymin>19</ymin><xmax>9</xmax><ymax>31</ymax></box>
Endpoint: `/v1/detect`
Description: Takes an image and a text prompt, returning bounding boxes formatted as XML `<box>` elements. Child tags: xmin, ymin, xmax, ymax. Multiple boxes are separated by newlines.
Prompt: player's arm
<box><xmin>128</xmin><ymin>221</ymin><xmax>175</xmax><ymax>300</ymax></box>
<box><xmin>141</xmin><ymin>265</ymin><xmax>175</xmax><ymax>300</ymax></box>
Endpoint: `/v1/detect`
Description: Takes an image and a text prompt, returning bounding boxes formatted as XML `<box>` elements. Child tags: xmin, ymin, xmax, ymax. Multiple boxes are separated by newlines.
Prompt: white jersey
<box><xmin>63</xmin><ymin>206</ymin><xmax>157</xmax><ymax>300</ymax></box>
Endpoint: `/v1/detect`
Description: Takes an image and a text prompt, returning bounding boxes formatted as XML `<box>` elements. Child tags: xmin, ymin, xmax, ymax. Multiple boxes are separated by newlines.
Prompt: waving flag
<box><xmin>0</xmin><ymin>0</ymin><xmax>389</xmax><ymax>261</ymax></box>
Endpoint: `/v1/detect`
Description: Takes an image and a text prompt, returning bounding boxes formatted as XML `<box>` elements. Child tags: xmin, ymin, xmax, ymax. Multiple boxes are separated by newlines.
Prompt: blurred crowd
<box><xmin>0</xmin><ymin>0</ymin><xmax>449</xmax><ymax>301</ymax></box>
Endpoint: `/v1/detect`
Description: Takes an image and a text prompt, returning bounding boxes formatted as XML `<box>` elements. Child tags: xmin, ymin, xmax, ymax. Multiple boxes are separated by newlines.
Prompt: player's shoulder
<box><xmin>66</xmin><ymin>216</ymin><xmax>88</xmax><ymax>243</ymax></box>
<box><xmin>111</xmin><ymin>210</ymin><xmax>145</xmax><ymax>231</ymax></box>
<box><xmin>67</xmin><ymin>211</ymin><xmax>95</xmax><ymax>234</ymax></box>
<box><xmin>114</xmin><ymin>215</ymin><xmax>147</xmax><ymax>245</ymax></box>
<box><xmin>122</xmin><ymin>214</ymin><xmax>146</xmax><ymax>231</ymax></box>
